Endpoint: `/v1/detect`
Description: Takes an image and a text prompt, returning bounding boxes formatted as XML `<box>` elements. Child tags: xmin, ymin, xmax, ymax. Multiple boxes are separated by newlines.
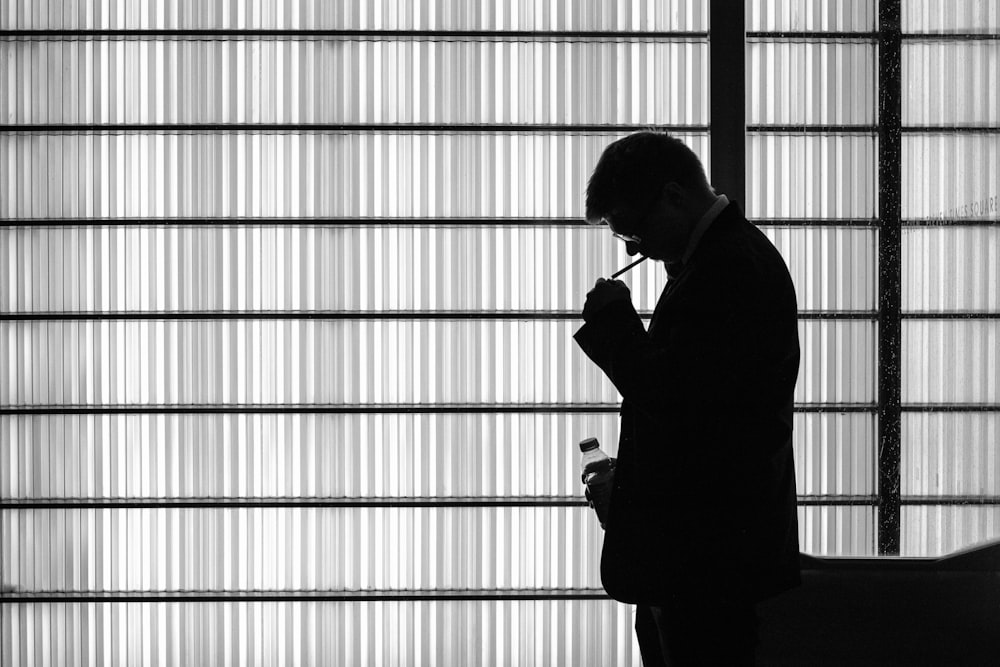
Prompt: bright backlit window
<box><xmin>1</xmin><ymin>1</ymin><xmax>997</xmax><ymax>663</ymax></box>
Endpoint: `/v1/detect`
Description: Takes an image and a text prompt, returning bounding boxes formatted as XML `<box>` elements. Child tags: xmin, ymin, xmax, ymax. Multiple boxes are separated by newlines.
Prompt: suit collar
<box><xmin>665</xmin><ymin>199</ymin><xmax>742</xmax><ymax>280</ymax></box>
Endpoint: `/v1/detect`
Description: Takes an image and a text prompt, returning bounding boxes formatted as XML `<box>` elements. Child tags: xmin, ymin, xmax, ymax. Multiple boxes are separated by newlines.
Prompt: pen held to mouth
<box><xmin>610</xmin><ymin>255</ymin><xmax>648</xmax><ymax>279</ymax></box>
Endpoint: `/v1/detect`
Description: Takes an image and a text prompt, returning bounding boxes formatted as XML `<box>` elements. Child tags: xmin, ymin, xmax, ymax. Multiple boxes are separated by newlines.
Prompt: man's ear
<box><xmin>661</xmin><ymin>181</ymin><xmax>685</xmax><ymax>207</ymax></box>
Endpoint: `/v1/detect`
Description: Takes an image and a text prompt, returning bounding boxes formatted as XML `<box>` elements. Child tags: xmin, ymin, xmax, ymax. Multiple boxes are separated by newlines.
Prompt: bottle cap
<box><xmin>579</xmin><ymin>437</ymin><xmax>600</xmax><ymax>452</ymax></box>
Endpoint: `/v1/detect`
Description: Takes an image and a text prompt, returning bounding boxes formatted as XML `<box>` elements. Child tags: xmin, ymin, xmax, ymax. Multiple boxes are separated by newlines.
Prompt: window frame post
<box><xmin>877</xmin><ymin>0</ymin><xmax>903</xmax><ymax>556</ymax></box>
<box><xmin>709</xmin><ymin>0</ymin><xmax>746</xmax><ymax>208</ymax></box>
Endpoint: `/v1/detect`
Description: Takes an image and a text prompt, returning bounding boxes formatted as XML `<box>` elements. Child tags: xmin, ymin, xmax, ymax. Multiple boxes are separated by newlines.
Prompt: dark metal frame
<box><xmin>2</xmin><ymin>590</ymin><xmax>610</xmax><ymax>603</ymax></box>
<box><xmin>4</xmin><ymin>217</ymin><xmax>1000</xmax><ymax>227</ymax></box>
<box><xmin>0</xmin><ymin>29</ymin><xmax>709</xmax><ymax>39</ymax></box>
<box><xmin>877</xmin><ymin>0</ymin><xmax>903</xmax><ymax>555</ymax></box>
<box><xmin>3</xmin><ymin>124</ymin><xmax>996</xmax><ymax>134</ymax></box>
<box><xmin>7</xmin><ymin>404</ymin><xmax>1000</xmax><ymax>416</ymax></box>
<box><xmin>0</xmin><ymin>309</ymin><xmax>880</xmax><ymax>321</ymax></box>
<box><xmin>709</xmin><ymin>1</ymin><xmax>746</xmax><ymax>208</ymax></box>
<box><xmin>0</xmin><ymin>308</ymin><xmax>996</xmax><ymax>323</ymax></box>
<box><xmin>7</xmin><ymin>494</ymin><xmax>995</xmax><ymax>511</ymax></box>
<box><xmin>0</xmin><ymin>403</ymin><xmax>878</xmax><ymax>416</ymax></box>
<box><xmin>0</xmin><ymin>495</ymin><xmax>885</xmax><ymax>510</ymax></box>
<box><xmin>0</xmin><ymin>124</ymin><xmax>709</xmax><ymax>133</ymax></box>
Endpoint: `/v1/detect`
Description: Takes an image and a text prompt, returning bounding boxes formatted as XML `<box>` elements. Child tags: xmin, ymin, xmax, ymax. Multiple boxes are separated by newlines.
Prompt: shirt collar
<box><xmin>682</xmin><ymin>194</ymin><xmax>729</xmax><ymax>267</ymax></box>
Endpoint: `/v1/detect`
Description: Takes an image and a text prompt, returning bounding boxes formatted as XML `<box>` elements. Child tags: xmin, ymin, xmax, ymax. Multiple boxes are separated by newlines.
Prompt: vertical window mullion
<box><xmin>709</xmin><ymin>0</ymin><xmax>745</xmax><ymax>207</ymax></box>
<box><xmin>877</xmin><ymin>0</ymin><xmax>902</xmax><ymax>555</ymax></box>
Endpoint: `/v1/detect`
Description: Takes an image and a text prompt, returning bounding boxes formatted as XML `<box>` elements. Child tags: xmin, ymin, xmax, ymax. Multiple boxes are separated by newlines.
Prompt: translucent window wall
<box><xmin>746</xmin><ymin>0</ymin><xmax>879</xmax><ymax>556</ymax></box>
<box><xmin>2</xmin><ymin>0</ymin><xmax>998</xmax><ymax>664</ymax></box>
<box><xmin>900</xmin><ymin>0</ymin><xmax>1000</xmax><ymax>556</ymax></box>
<box><xmin>744</xmin><ymin>0</ymin><xmax>1000</xmax><ymax>557</ymax></box>
<box><xmin>0</xmin><ymin>1</ymin><xmax>704</xmax><ymax>664</ymax></box>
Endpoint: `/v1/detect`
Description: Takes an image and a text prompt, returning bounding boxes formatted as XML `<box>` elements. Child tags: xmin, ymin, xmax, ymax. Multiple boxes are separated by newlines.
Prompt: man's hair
<box><xmin>585</xmin><ymin>131</ymin><xmax>711</xmax><ymax>225</ymax></box>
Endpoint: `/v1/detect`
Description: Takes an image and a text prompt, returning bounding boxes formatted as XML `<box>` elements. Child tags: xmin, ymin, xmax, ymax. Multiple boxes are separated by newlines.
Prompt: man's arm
<box><xmin>574</xmin><ymin>267</ymin><xmax>797</xmax><ymax>426</ymax></box>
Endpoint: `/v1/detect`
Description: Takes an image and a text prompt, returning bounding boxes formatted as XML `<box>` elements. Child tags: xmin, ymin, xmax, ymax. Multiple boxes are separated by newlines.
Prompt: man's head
<box><xmin>585</xmin><ymin>132</ymin><xmax>716</xmax><ymax>262</ymax></box>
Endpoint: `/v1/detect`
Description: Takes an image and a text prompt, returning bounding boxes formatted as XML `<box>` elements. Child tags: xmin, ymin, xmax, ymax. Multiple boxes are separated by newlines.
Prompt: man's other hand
<box><xmin>583</xmin><ymin>278</ymin><xmax>631</xmax><ymax>322</ymax></box>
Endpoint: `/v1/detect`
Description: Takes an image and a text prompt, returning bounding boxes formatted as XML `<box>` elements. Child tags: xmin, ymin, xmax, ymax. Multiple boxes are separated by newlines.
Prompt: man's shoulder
<box><xmin>686</xmin><ymin>212</ymin><xmax>797</xmax><ymax>312</ymax></box>
<box><xmin>702</xmin><ymin>210</ymin><xmax>791</xmax><ymax>277</ymax></box>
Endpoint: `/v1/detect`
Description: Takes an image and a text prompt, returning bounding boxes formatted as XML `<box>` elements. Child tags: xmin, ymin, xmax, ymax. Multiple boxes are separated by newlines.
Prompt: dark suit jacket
<box><xmin>574</xmin><ymin>202</ymin><xmax>801</xmax><ymax>604</ymax></box>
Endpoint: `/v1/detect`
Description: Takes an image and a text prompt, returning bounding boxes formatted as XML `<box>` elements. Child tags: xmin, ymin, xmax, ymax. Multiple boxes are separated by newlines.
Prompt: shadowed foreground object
<box><xmin>757</xmin><ymin>539</ymin><xmax>1000</xmax><ymax>666</ymax></box>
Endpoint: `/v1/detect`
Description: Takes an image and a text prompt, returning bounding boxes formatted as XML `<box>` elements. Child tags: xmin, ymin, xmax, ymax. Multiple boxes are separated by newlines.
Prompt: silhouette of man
<box><xmin>574</xmin><ymin>132</ymin><xmax>801</xmax><ymax>666</ymax></box>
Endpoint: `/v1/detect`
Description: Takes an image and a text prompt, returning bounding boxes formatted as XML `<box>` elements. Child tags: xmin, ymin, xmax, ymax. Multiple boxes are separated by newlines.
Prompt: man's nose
<box><xmin>625</xmin><ymin>240</ymin><xmax>641</xmax><ymax>256</ymax></box>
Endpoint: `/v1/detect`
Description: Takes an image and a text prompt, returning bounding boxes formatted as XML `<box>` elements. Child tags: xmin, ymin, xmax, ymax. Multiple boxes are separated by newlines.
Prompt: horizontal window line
<box><xmin>0</xmin><ymin>589</ymin><xmax>611</xmax><ymax>604</ymax></box>
<box><xmin>902</xmin><ymin>32</ymin><xmax>1000</xmax><ymax>41</ymax></box>
<box><xmin>1</xmin><ymin>217</ymin><xmax>888</xmax><ymax>228</ymax></box>
<box><xmin>902</xmin><ymin>219</ymin><xmax>1000</xmax><ymax>227</ymax></box>
<box><xmin>9</xmin><ymin>311</ymin><xmax>999</xmax><ymax>321</ymax></box>
<box><xmin>0</xmin><ymin>217</ymin><xmax>593</xmax><ymax>227</ymax></box>
<box><xmin>902</xmin><ymin>404</ymin><xmax>1000</xmax><ymax>413</ymax></box>
<box><xmin>750</xmin><ymin>126</ymin><xmax>1000</xmax><ymax>134</ymax></box>
<box><xmin>746</xmin><ymin>31</ymin><xmax>877</xmax><ymax>40</ymax></box>
<box><xmin>798</xmin><ymin>495</ymin><xmax>876</xmax><ymax>506</ymax></box>
<box><xmin>5</xmin><ymin>124</ymin><xmax>986</xmax><ymax>135</ymax></box>
<box><xmin>759</xmin><ymin>219</ymin><xmax>1000</xmax><ymax>228</ymax></box>
<box><xmin>0</xmin><ymin>310</ymin><xmax>878</xmax><ymax>321</ymax></box>
<box><xmin>748</xmin><ymin>32</ymin><xmax>1000</xmax><ymax>41</ymax></box>
<box><xmin>0</xmin><ymin>495</ymin><xmax>878</xmax><ymax>510</ymax></box>
<box><xmin>749</xmin><ymin>218</ymin><xmax>880</xmax><ymax>227</ymax></box>
<box><xmin>2</xmin><ymin>497</ymin><xmax>587</xmax><ymax>510</ymax></box>
<box><xmin>901</xmin><ymin>496</ymin><xmax>1000</xmax><ymax>506</ymax></box>
<box><xmin>748</xmin><ymin>125</ymin><xmax>876</xmax><ymax>133</ymax></box>
<box><xmin>901</xmin><ymin>312</ymin><xmax>1000</xmax><ymax>320</ymax></box>
<box><xmin>903</xmin><ymin>126</ymin><xmax>1000</xmax><ymax>134</ymax></box>
<box><xmin>2</xmin><ymin>218</ymin><xmax>996</xmax><ymax>229</ymax></box>
<box><xmin>0</xmin><ymin>123</ymin><xmax>708</xmax><ymax>134</ymax></box>
<box><xmin>0</xmin><ymin>403</ymin><xmax>877</xmax><ymax>415</ymax></box>
<box><xmin>3</xmin><ymin>29</ymin><xmax>994</xmax><ymax>42</ymax></box>
<box><xmin>0</xmin><ymin>29</ymin><xmax>709</xmax><ymax>40</ymax></box>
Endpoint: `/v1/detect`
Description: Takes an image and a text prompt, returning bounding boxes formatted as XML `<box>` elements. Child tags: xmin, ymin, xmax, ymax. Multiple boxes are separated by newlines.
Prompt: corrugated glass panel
<box><xmin>797</xmin><ymin>506</ymin><xmax>876</xmax><ymax>556</ymax></box>
<box><xmin>0</xmin><ymin>225</ymin><xmax>667</xmax><ymax>315</ymax></box>
<box><xmin>903</xmin><ymin>320</ymin><xmax>1000</xmax><ymax>405</ymax></box>
<box><xmin>0</xmin><ymin>0</ymin><xmax>914</xmax><ymax>660</ymax></box>
<box><xmin>795</xmin><ymin>320</ymin><xmax>875</xmax><ymax>404</ymax></box>
<box><xmin>901</xmin><ymin>506</ymin><xmax>1000</xmax><ymax>557</ymax></box>
<box><xmin>793</xmin><ymin>413</ymin><xmax>875</xmax><ymax>497</ymax></box>
<box><xmin>902</xmin><ymin>227</ymin><xmax>1000</xmax><ymax>313</ymax></box>
<box><xmin>902</xmin><ymin>133</ymin><xmax>1000</xmax><ymax>222</ymax></box>
<box><xmin>746</xmin><ymin>0</ymin><xmax>875</xmax><ymax>32</ymax></box>
<box><xmin>903</xmin><ymin>0</ymin><xmax>1000</xmax><ymax>35</ymax></box>
<box><xmin>2</xmin><ymin>600</ymin><xmax>642</xmax><ymax>667</ymax></box>
<box><xmin>747</xmin><ymin>41</ymin><xmax>875</xmax><ymax>125</ymax></box>
<box><xmin>2</xmin><ymin>412</ymin><xmax>868</xmax><ymax>503</ymax></box>
<box><xmin>0</xmin><ymin>319</ymin><xmax>870</xmax><ymax>406</ymax></box>
<box><xmin>3</xmin><ymin>506</ymin><xmax>887</xmax><ymax>591</ymax></box>
<box><xmin>0</xmin><ymin>0</ymin><xmax>707</xmax><ymax>32</ymax></box>
<box><xmin>2</xmin><ymin>507</ymin><xmax>605</xmax><ymax>592</ymax></box>
<box><xmin>0</xmin><ymin>413</ymin><xmax>622</xmax><ymax>500</ymax></box>
<box><xmin>0</xmin><ymin>131</ymin><xmax>710</xmax><ymax>219</ymax></box>
<box><xmin>0</xmin><ymin>38</ymin><xmax>708</xmax><ymax>126</ymax></box>
<box><xmin>0</xmin><ymin>225</ymin><xmax>875</xmax><ymax>314</ymax></box>
<box><xmin>903</xmin><ymin>42</ymin><xmax>1000</xmax><ymax>127</ymax></box>
<box><xmin>762</xmin><ymin>227</ymin><xmax>876</xmax><ymax>311</ymax></box>
<box><xmin>746</xmin><ymin>134</ymin><xmax>876</xmax><ymax>219</ymax></box>
<box><xmin>900</xmin><ymin>1</ymin><xmax>999</xmax><ymax>559</ymax></box>
<box><xmin>903</xmin><ymin>413</ymin><xmax>1000</xmax><ymax>497</ymax></box>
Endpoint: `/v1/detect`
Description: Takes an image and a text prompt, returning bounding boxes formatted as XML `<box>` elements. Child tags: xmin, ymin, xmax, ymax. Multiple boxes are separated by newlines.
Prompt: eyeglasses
<box><xmin>602</xmin><ymin>209</ymin><xmax>649</xmax><ymax>246</ymax></box>
<box><xmin>610</xmin><ymin>229</ymin><xmax>642</xmax><ymax>245</ymax></box>
<box><xmin>604</xmin><ymin>191</ymin><xmax>664</xmax><ymax>248</ymax></box>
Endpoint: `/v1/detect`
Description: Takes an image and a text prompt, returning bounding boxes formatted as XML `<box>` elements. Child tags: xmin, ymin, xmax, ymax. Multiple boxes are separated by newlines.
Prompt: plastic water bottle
<box><xmin>580</xmin><ymin>437</ymin><xmax>615</xmax><ymax>529</ymax></box>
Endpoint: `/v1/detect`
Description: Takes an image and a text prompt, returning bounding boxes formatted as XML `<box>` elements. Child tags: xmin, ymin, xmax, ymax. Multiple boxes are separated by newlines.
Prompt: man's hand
<box><xmin>582</xmin><ymin>278</ymin><xmax>631</xmax><ymax>322</ymax></box>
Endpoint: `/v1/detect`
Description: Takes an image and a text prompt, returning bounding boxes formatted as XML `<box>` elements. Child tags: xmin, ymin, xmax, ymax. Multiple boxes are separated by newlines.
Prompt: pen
<box><xmin>610</xmin><ymin>255</ymin><xmax>648</xmax><ymax>279</ymax></box>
